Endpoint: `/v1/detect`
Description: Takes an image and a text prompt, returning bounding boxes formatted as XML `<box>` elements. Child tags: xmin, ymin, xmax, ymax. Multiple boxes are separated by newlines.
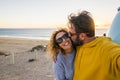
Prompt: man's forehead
<box><xmin>69</xmin><ymin>27</ymin><xmax>76</xmax><ymax>33</ymax></box>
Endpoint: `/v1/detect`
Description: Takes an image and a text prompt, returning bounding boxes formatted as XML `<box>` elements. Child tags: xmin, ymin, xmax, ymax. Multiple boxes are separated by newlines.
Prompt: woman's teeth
<box><xmin>64</xmin><ymin>42</ymin><xmax>69</xmax><ymax>46</ymax></box>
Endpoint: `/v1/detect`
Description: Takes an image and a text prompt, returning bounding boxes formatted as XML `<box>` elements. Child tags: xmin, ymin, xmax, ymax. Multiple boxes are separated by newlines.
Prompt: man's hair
<box><xmin>68</xmin><ymin>10</ymin><xmax>95</xmax><ymax>37</ymax></box>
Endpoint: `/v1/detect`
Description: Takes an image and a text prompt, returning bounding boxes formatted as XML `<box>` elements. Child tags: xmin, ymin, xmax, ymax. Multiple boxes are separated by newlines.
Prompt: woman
<box><xmin>47</xmin><ymin>28</ymin><xmax>75</xmax><ymax>80</ymax></box>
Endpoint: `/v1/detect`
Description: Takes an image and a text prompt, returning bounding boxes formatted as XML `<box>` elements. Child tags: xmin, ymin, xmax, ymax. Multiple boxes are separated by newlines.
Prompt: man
<box><xmin>68</xmin><ymin>10</ymin><xmax>120</xmax><ymax>80</ymax></box>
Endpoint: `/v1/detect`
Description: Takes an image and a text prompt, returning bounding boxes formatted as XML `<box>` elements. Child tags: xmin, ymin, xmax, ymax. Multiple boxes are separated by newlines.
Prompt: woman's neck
<box><xmin>65</xmin><ymin>47</ymin><xmax>73</xmax><ymax>53</ymax></box>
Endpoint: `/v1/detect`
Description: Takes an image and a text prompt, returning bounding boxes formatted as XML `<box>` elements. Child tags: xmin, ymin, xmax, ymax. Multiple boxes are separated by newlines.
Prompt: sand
<box><xmin>0</xmin><ymin>37</ymin><xmax>54</xmax><ymax>80</ymax></box>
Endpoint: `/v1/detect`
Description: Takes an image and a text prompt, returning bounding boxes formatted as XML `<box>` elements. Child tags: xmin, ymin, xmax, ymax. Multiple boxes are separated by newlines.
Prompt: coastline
<box><xmin>0</xmin><ymin>37</ymin><xmax>54</xmax><ymax>80</ymax></box>
<box><xmin>0</xmin><ymin>36</ymin><xmax>49</xmax><ymax>54</ymax></box>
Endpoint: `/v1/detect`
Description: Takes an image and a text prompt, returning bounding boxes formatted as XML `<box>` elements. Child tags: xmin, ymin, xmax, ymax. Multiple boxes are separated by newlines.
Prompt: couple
<box><xmin>47</xmin><ymin>10</ymin><xmax>120</xmax><ymax>80</ymax></box>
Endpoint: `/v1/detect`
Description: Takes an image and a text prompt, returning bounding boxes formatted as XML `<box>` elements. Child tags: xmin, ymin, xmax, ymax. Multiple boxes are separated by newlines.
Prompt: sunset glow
<box><xmin>0</xmin><ymin>0</ymin><xmax>119</xmax><ymax>28</ymax></box>
<box><xmin>95</xmin><ymin>21</ymin><xmax>101</xmax><ymax>26</ymax></box>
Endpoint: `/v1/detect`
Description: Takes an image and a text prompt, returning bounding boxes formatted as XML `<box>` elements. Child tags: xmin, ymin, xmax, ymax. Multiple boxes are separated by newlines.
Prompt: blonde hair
<box><xmin>46</xmin><ymin>27</ymin><xmax>69</xmax><ymax>57</ymax></box>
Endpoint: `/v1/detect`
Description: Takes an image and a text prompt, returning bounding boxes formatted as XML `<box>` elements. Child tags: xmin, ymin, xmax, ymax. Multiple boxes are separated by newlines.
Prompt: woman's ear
<box><xmin>55</xmin><ymin>43</ymin><xmax>60</xmax><ymax>48</ymax></box>
<box><xmin>79</xmin><ymin>33</ymin><xmax>86</xmax><ymax>40</ymax></box>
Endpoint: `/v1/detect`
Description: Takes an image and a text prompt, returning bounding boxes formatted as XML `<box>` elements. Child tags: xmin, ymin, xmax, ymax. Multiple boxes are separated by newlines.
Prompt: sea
<box><xmin>0</xmin><ymin>28</ymin><xmax>108</xmax><ymax>40</ymax></box>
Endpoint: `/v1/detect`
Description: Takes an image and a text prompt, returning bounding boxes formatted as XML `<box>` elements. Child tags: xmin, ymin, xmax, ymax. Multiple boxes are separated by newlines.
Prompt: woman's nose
<box><xmin>62</xmin><ymin>38</ymin><xmax>66</xmax><ymax>42</ymax></box>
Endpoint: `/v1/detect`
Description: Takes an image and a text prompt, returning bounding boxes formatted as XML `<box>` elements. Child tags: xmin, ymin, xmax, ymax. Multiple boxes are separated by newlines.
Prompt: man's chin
<box><xmin>73</xmin><ymin>41</ymin><xmax>83</xmax><ymax>46</ymax></box>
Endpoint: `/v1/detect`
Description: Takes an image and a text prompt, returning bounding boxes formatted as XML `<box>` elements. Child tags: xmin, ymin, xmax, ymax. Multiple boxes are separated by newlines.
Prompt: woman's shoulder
<box><xmin>56</xmin><ymin>53</ymin><xmax>64</xmax><ymax>61</ymax></box>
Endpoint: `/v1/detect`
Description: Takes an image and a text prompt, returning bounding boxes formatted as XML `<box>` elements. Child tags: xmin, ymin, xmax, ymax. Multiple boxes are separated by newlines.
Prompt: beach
<box><xmin>0</xmin><ymin>28</ymin><xmax>108</xmax><ymax>80</ymax></box>
<box><xmin>0</xmin><ymin>37</ymin><xmax>54</xmax><ymax>80</ymax></box>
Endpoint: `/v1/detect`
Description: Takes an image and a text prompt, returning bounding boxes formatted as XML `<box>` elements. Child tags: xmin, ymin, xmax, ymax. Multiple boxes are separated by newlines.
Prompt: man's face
<box><xmin>69</xmin><ymin>24</ymin><xmax>83</xmax><ymax>46</ymax></box>
<box><xmin>69</xmin><ymin>25</ymin><xmax>77</xmax><ymax>42</ymax></box>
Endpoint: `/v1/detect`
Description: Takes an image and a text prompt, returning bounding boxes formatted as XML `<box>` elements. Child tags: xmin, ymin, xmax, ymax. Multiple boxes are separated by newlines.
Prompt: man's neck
<box><xmin>83</xmin><ymin>36</ymin><xmax>96</xmax><ymax>44</ymax></box>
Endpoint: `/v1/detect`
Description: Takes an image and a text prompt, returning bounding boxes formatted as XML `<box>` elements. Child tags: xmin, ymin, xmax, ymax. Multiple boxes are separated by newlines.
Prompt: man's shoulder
<box><xmin>97</xmin><ymin>36</ymin><xmax>112</xmax><ymax>44</ymax></box>
<box><xmin>98</xmin><ymin>36</ymin><xmax>120</xmax><ymax>49</ymax></box>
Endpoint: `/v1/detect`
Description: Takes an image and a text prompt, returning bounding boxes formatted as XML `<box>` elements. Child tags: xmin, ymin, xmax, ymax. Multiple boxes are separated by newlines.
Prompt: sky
<box><xmin>0</xmin><ymin>0</ymin><xmax>120</xmax><ymax>28</ymax></box>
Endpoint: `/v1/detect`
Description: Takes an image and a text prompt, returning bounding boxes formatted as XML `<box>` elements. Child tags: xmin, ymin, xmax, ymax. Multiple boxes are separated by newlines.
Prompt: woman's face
<box><xmin>55</xmin><ymin>32</ymin><xmax>72</xmax><ymax>51</ymax></box>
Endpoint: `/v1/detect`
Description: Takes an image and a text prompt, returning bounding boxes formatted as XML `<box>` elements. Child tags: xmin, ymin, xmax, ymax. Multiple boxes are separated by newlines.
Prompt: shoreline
<box><xmin>0</xmin><ymin>36</ymin><xmax>49</xmax><ymax>54</ymax></box>
<box><xmin>0</xmin><ymin>36</ymin><xmax>49</xmax><ymax>40</ymax></box>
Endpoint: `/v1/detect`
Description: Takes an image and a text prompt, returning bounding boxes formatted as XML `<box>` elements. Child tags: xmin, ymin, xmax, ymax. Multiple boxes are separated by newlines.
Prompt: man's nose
<box><xmin>68</xmin><ymin>32</ymin><xmax>71</xmax><ymax>37</ymax></box>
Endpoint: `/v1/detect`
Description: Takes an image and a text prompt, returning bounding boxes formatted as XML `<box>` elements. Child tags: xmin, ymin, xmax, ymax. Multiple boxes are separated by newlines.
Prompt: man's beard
<box><xmin>72</xmin><ymin>35</ymin><xmax>83</xmax><ymax>46</ymax></box>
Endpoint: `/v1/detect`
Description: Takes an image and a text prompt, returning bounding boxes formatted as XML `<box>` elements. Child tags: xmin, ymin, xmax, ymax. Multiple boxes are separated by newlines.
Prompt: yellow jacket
<box><xmin>73</xmin><ymin>36</ymin><xmax>120</xmax><ymax>80</ymax></box>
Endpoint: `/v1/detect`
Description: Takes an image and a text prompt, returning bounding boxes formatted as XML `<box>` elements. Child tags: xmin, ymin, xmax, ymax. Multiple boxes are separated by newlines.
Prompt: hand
<box><xmin>52</xmin><ymin>55</ymin><xmax>57</xmax><ymax>63</ymax></box>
